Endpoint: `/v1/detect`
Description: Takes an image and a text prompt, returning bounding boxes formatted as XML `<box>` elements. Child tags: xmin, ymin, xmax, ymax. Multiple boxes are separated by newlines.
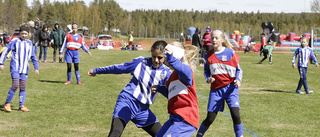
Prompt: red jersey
<box><xmin>66</xmin><ymin>33</ymin><xmax>83</xmax><ymax>50</ymax></box>
<box><xmin>207</xmin><ymin>49</ymin><xmax>240</xmax><ymax>89</ymax></box>
<box><xmin>166</xmin><ymin>71</ymin><xmax>199</xmax><ymax>128</ymax></box>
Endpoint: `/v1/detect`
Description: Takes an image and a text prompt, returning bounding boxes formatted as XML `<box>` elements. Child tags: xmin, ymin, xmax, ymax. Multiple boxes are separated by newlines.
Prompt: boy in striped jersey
<box><xmin>87</xmin><ymin>40</ymin><xmax>172</xmax><ymax>137</ymax></box>
<box><xmin>292</xmin><ymin>37</ymin><xmax>319</xmax><ymax>94</ymax></box>
<box><xmin>0</xmin><ymin>25</ymin><xmax>39</xmax><ymax>112</ymax></box>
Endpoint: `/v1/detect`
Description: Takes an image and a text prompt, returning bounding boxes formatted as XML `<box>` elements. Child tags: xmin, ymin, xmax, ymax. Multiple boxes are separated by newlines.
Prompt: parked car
<box><xmin>93</xmin><ymin>34</ymin><xmax>114</xmax><ymax>47</ymax></box>
<box><xmin>11</xmin><ymin>29</ymin><xmax>20</xmax><ymax>40</ymax></box>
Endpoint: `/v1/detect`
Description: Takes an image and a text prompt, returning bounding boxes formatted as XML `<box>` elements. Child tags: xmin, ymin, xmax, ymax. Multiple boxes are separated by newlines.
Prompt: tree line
<box><xmin>1</xmin><ymin>0</ymin><xmax>320</xmax><ymax>41</ymax></box>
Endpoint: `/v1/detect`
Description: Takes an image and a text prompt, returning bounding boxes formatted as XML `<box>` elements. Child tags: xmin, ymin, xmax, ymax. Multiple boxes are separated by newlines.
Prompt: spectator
<box><xmin>50</xmin><ymin>21</ymin><xmax>66</xmax><ymax>63</ymax></box>
<box><xmin>3</xmin><ymin>29</ymin><xmax>9</xmax><ymax>46</ymax></box>
<box><xmin>38</xmin><ymin>24</ymin><xmax>51</xmax><ymax>63</ymax></box>
<box><xmin>192</xmin><ymin>28</ymin><xmax>204</xmax><ymax>66</ymax></box>
<box><xmin>179</xmin><ymin>32</ymin><xmax>185</xmax><ymax>44</ymax></box>
<box><xmin>128</xmin><ymin>31</ymin><xmax>134</xmax><ymax>50</ymax></box>
<box><xmin>202</xmin><ymin>26</ymin><xmax>213</xmax><ymax>52</ymax></box>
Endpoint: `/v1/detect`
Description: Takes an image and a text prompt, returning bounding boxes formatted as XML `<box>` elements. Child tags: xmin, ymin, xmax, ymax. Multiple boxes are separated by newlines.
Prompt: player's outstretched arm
<box><xmin>87</xmin><ymin>69</ymin><xmax>96</xmax><ymax>77</ymax></box>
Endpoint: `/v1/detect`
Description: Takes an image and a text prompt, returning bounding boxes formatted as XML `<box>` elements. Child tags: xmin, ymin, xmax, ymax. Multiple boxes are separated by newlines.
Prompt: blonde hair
<box><xmin>169</xmin><ymin>42</ymin><xmax>199</xmax><ymax>71</ymax></box>
<box><xmin>211</xmin><ymin>29</ymin><xmax>233</xmax><ymax>49</ymax></box>
<box><xmin>300</xmin><ymin>37</ymin><xmax>308</xmax><ymax>44</ymax></box>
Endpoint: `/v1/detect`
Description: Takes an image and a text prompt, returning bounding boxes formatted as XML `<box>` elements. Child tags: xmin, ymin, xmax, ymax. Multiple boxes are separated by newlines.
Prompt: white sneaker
<box><xmin>306</xmin><ymin>90</ymin><xmax>313</xmax><ymax>94</ymax></box>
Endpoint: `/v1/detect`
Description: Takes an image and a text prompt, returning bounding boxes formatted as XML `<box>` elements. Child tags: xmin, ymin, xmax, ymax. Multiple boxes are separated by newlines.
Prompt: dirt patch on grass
<box><xmin>0</xmin><ymin>120</ymin><xmax>27</xmax><ymax>129</ymax></box>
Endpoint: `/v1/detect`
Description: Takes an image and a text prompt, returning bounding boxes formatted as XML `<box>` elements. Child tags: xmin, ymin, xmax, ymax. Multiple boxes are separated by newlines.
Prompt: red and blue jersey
<box><xmin>0</xmin><ymin>37</ymin><xmax>38</xmax><ymax>74</ymax></box>
<box><xmin>163</xmin><ymin>53</ymin><xmax>199</xmax><ymax>129</ymax></box>
<box><xmin>204</xmin><ymin>47</ymin><xmax>242</xmax><ymax>89</ymax></box>
<box><xmin>60</xmin><ymin>33</ymin><xmax>89</xmax><ymax>55</ymax></box>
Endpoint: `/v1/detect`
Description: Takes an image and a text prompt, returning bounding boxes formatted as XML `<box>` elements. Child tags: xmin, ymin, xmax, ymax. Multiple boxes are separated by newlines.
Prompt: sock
<box><xmin>75</xmin><ymin>71</ymin><xmax>80</xmax><ymax>82</ymax></box>
<box><xmin>19</xmin><ymin>90</ymin><xmax>26</xmax><ymax>107</ymax></box>
<box><xmin>234</xmin><ymin>123</ymin><xmax>244</xmax><ymax>137</ymax></box>
<box><xmin>197</xmin><ymin>123</ymin><xmax>209</xmax><ymax>137</ymax></box>
<box><xmin>67</xmin><ymin>72</ymin><xmax>72</xmax><ymax>81</ymax></box>
<box><xmin>5</xmin><ymin>88</ymin><xmax>16</xmax><ymax>104</ymax></box>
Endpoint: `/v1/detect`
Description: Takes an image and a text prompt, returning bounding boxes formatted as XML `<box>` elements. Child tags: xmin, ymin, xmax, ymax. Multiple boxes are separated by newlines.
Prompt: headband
<box><xmin>163</xmin><ymin>44</ymin><xmax>185</xmax><ymax>60</ymax></box>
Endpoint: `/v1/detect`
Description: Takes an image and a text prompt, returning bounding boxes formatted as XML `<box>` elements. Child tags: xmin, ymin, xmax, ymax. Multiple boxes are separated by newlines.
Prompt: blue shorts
<box><xmin>113</xmin><ymin>91</ymin><xmax>159</xmax><ymax>127</ymax></box>
<box><xmin>65</xmin><ymin>49</ymin><xmax>80</xmax><ymax>63</ymax></box>
<box><xmin>156</xmin><ymin>114</ymin><xmax>196</xmax><ymax>137</ymax></box>
<box><xmin>208</xmin><ymin>83</ymin><xmax>240</xmax><ymax>112</ymax></box>
<box><xmin>11</xmin><ymin>72</ymin><xmax>28</xmax><ymax>80</ymax></box>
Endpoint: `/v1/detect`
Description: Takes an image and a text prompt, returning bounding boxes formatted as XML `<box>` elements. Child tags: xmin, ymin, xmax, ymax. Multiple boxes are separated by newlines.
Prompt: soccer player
<box><xmin>258</xmin><ymin>41</ymin><xmax>276</xmax><ymax>64</ymax></box>
<box><xmin>197</xmin><ymin>29</ymin><xmax>243</xmax><ymax>137</ymax></box>
<box><xmin>87</xmin><ymin>40</ymin><xmax>172</xmax><ymax>137</ymax></box>
<box><xmin>292</xmin><ymin>37</ymin><xmax>319</xmax><ymax>94</ymax></box>
<box><xmin>0</xmin><ymin>25</ymin><xmax>39</xmax><ymax>112</ymax></box>
<box><xmin>59</xmin><ymin>23</ymin><xmax>91</xmax><ymax>85</ymax></box>
<box><xmin>155</xmin><ymin>42</ymin><xmax>199</xmax><ymax>137</ymax></box>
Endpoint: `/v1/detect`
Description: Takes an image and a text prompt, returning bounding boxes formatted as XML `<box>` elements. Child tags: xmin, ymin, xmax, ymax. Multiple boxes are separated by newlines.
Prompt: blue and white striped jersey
<box><xmin>292</xmin><ymin>47</ymin><xmax>318</xmax><ymax>67</ymax></box>
<box><xmin>0</xmin><ymin>37</ymin><xmax>38</xmax><ymax>74</ymax></box>
<box><xmin>93</xmin><ymin>57</ymin><xmax>172</xmax><ymax>104</ymax></box>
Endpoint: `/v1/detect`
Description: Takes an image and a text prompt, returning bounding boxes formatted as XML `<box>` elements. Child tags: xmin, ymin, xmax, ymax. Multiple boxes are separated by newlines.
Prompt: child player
<box><xmin>154</xmin><ymin>42</ymin><xmax>199</xmax><ymax>137</ymax></box>
<box><xmin>292</xmin><ymin>37</ymin><xmax>319</xmax><ymax>94</ymax></box>
<box><xmin>0</xmin><ymin>25</ymin><xmax>39</xmax><ymax>112</ymax></box>
<box><xmin>258</xmin><ymin>41</ymin><xmax>276</xmax><ymax>64</ymax></box>
<box><xmin>87</xmin><ymin>40</ymin><xmax>172</xmax><ymax>137</ymax></box>
<box><xmin>59</xmin><ymin>23</ymin><xmax>91</xmax><ymax>85</ymax></box>
<box><xmin>197</xmin><ymin>29</ymin><xmax>243</xmax><ymax>137</ymax></box>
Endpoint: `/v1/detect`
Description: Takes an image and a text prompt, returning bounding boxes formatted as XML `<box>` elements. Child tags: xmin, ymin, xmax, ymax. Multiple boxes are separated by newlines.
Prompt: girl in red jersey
<box><xmin>197</xmin><ymin>29</ymin><xmax>243</xmax><ymax>137</ymax></box>
<box><xmin>154</xmin><ymin>42</ymin><xmax>199</xmax><ymax>137</ymax></box>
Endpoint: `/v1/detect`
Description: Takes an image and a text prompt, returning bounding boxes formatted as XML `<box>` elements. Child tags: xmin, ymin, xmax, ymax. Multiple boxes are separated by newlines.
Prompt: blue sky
<box><xmin>27</xmin><ymin>0</ymin><xmax>314</xmax><ymax>13</ymax></box>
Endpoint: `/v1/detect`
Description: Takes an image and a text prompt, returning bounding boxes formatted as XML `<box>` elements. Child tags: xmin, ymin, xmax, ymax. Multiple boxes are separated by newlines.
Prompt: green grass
<box><xmin>0</xmin><ymin>48</ymin><xmax>319</xmax><ymax>137</ymax></box>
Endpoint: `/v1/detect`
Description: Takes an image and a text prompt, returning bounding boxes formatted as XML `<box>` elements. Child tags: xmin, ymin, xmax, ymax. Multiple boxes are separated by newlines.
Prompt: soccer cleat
<box><xmin>4</xmin><ymin>104</ymin><xmax>12</xmax><ymax>112</ymax></box>
<box><xmin>306</xmin><ymin>90</ymin><xmax>313</xmax><ymax>94</ymax></box>
<box><xmin>77</xmin><ymin>82</ymin><xmax>84</xmax><ymax>85</ymax></box>
<box><xmin>269</xmin><ymin>62</ymin><xmax>272</xmax><ymax>64</ymax></box>
<box><xmin>44</xmin><ymin>60</ymin><xmax>47</xmax><ymax>63</ymax></box>
<box><xmin>38</xmin><ymin>60</ymin><xmax>41</xmax><ymax>63</ymax></box>
<box><xmin>19</xmin><ymin>106</ymin><xmax>29</xmax><ymax>112</ymax></box>
<box><xmin>296</xmin><ymin>90</ymin><xmax>304</xmax><ymax>94</ymax></box>
<box><xmin>199</xmin><ymin>63</ymin><xmax>204</xmax><ymax>66</ymax></box>
<box><xmin>64</xmin><ymin>81</ymin><xmax>71</xmax><ymax>85</ymax></box>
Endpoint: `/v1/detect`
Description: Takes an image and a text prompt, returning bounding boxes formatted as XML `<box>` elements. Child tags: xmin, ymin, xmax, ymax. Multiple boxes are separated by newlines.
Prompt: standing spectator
<box><xmin>0</xmin><ymin>25</ymin><xmax>39</xmax><ymax>112</ymax></box>
<box><xmin>38</xmin><ymin>24</ymin><xmax>50</xmax><ymax>63</ymax></box>
<box><xmin>3</xmin><ymin>29</ymin><xmax>9</xmax><ymax>46</ymax></box>
<box><xmin>260</xmin><ymin>33</ymin><xmax>267</xmax><ymax>57</ymax></box>
<box><xmin>197</xmin><ymin>29</ymin><xmax>243</xmax><ymax>137</ymax></box>
<box><xmin>87</xmin><ymin>40</ymin><xmax>172</xmax><ymax>136</ymax></box>
<box><xmin>179</xmin><ymin>32</ymin><xmax>185</xmax><ymax>44</ymax></box>
<box><xmin>292</xmin><ymin>37</ymin><xmax>319</xmax><ymax>94</ymax></box>
<box><xmin>128</xmin><ymin>31</ymin><xmax>134</xmax><ymax>50</ymax></box>
<box><xmin>192</xmin><ymin>28</ymin><xmax>204</xmax><ymax>66</ymax></box>
<box><xmin>202</xmin><ymin>27</ymin><xmax>213</xmax><ymax>52</ymax></box>
<box><xmin>59</xmin><ymin>23</ymin><xmax>91</xmax><ymax>85</ymax></box>
<box><xmin>28</xmin><ymin>21</ymin><xmax>41</xmax><ymax>57</ymax></box>
<box><xmin>50</xmin><ymin>21</ymin><xmax>66</xmax><ymax>63</ymax></box>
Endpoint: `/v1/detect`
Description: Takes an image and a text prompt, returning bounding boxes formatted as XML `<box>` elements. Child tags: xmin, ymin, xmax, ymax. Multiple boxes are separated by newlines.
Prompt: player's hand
<box><xmin>234</xmin><ymin>80</ymin><xmax>241</xmax><ymax>87</ymax></box>
<box><xmin>0</xmin><ymin>65</ymin><xmax>4</xmax><ymax>71</ymax></box>
<box><xmin>208</xmin><ymin>77</ymin><xmax>215</xmax><ymax>83</ymax></box>
<box><xmin>88</xmin><ymin>52</ymin><xmax>92</xmax><ymax>56</ymax></box>
<box><xmin>151</xmin><ymin>85</ymin><xmax>157</xmax><ymax>93</ymax></box>
<box><xmin>164</xmin><ymin>46</ymin><xmax>173</xmax><ymax>55</ymax></box>
<box><xmin>59</xmin><ymin>55</ymin><xmax>63</xmax><ymax>59</ymax></box>
<box><xmin>87</xmin><ymin>69</ymin><xmax>96</xmax><ymax>77</ymax></box>
<box><xmin>316</xmin><ymin>63</ymin><xmax>319</xmax><ymax>67</ymax></box>
<box><xmin>35</xmin><ymin>70</ymin><xmax>39</xmax><ymax>75</ymax></box>
<box><xmin>292</xmin><ymin>64</ymin><xmax>295</xmax><ymax>68</ymax></box>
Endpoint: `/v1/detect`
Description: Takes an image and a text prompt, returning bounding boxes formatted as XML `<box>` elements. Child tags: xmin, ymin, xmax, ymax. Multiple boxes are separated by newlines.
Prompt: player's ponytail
<box><xmin>169</xmin><ymin>42</ymin><xmax>198</xmax><ymax>72</ymax></box>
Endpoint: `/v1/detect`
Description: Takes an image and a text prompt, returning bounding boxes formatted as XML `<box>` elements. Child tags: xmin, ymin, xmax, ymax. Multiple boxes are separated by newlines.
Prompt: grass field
<box><xmin>0</xmin><ymin>48</ymin><xmax>319</xmax><ymax>137</ymax></box>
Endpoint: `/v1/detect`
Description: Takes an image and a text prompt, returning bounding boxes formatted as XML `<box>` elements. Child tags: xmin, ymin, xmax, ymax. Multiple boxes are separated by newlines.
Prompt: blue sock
<box><xmin>75</xmin><ymin>71</ymin><xmax>80</xmax><ymax>82</ymax></box>
<box><xmin>5</xmin><ymin>88</ymin><xmax>16</xmax><ymax>104</ymax></box>
<box><xmin>19</xmin><ymin>90</ymin><xmax>26</xmax><ymax>107</ymax></box>
<box><xmin>197</xmin><ymin>123</ymin><xmax>209</xmax><ymax>137</ymax></box>
<box><xmin>67</xmin><ymin>72</ymin><xmax>72</xmax><ymax>81</ymax></box>
<box><xmin>234</xmin><ymin>123</ymin><xmax>244</xmax><ymax>137</ymax></box>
